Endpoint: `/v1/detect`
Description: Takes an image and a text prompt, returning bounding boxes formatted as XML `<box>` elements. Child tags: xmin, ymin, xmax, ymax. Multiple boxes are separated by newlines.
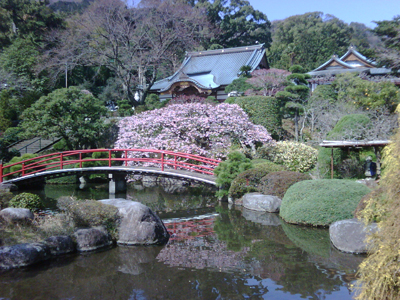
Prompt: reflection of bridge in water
<box><xmin>0</xmin><ymin>149</ymin><xmax>221</xmax><ymax>192</ymax></box>
<box><xmin>164</xmin><ymin>213</ymin><xmax>219</xmax><ymax>241</ymax></box>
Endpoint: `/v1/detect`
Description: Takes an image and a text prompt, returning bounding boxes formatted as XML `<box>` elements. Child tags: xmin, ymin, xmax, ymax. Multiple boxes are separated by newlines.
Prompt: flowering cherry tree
<box><xmin>116</xmin><ymin>103</ymin><xmax>274</xmax><ymax>161</ymax></box>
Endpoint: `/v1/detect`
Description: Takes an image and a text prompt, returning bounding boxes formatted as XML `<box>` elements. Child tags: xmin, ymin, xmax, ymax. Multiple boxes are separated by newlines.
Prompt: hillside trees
<box><xmin>268</xmin><ymin>12</ymin><xmax>353</xmax><ymax>70</ymax></box>
<box><xmin>42</xmin><ymin>0</ymin><xmax>213</xmax><ymax>106</ymax></box>
<box><xmin>373</xmin><ymin>16</ymin><xmax>400</xmax><ymax>71</ymax></box>
<box><xmin>189</xmin><ymin>0</ymin><xmax>271</xmax><ymax>49</ymax></box>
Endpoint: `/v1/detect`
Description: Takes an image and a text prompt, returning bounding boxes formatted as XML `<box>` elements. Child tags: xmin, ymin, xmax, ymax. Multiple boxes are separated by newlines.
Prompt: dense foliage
<box><xmin>258</xmin><ymin>171</ymin><xmax>311</xmax><ymax>199</ymax></box>
<box><xmin>258</xmin><ymin>141</ymin><xmax>317</xmax><ymax>173</ymax></box>
<box><xmin>356</xmin><ymin>107</ymin><xmax>400</xmax><ymax>299</ymax></box>
<box><xmin>9</xmin><ymin>192</ymin><xmax>44</xmax><ymax>211</ymax></box>
<box><xmin>228</xmin><ymin>161</ymin><xmax>287</xmax><ymax>199</ymax></box>
<box><xmin>268</xmin><ymin>12</ymin><xmax>369</xmax><ymax>71</ymax></box>
<box><xmin>116</xmin><ymin>103</ymin><xmax>274</xmax><ymax>160</ymax></box>
<box><xmin>280</xmin><ymin>179</ymin><xmax>371</xmax><ymax>226</ymax></box>
<box><xmin>225</xmin><ymin>96</ymin><xmax>282</xmax><ymax>139</ymax></box>
<box><xmin>214</xmin><ymin>151</ymin><xmax>252</xmax><ymax>198</ymax></box>
<box><xmin>21</xmin><ymin>87</ymin><xmax>109</xmax><ymax>150</ymax></box>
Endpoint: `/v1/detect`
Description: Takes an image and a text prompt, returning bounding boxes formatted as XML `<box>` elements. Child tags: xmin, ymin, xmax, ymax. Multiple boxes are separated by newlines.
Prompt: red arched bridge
<box><xmin>0</xmin><ymin>149</ymin><xmax>221</xmax><ymax>187</ymax></box>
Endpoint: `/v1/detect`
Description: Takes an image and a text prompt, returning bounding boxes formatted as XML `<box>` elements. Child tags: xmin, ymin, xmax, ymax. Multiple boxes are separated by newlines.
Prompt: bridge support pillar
<box><xmin>109</xmin><ymin>173</ymin><xmax>126</xmax><ymax>195</ymax></box>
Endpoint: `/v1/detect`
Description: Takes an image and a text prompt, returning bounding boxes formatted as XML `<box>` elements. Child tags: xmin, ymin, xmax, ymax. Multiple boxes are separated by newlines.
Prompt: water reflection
<box><xmin>0</xmin><ymin>184</ymin><xmax>363</xmax><ymax>299</ymax></box>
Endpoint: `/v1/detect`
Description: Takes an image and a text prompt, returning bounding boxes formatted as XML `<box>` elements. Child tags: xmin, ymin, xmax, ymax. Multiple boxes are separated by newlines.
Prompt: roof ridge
<box><xmin>187</xmin><ymin>44</ymin><xmax>264</xmax><ymax>57</ymax></box>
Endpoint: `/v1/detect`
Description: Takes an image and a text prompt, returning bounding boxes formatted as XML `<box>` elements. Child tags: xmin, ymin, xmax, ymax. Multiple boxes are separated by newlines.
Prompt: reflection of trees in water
<box><xmin>126</xmin><ymin>183</ymin><xmax>217</xmax><ymax>214</ymax></box>
<box><xmin>213</xmin><ymin>205</ymin><xmax>359</xmax><ymax>299</ymax></box>
<box><xmin>157</xmin><ymin>237</ymin><xmax>249</xmax><ymax>272</ymax></box>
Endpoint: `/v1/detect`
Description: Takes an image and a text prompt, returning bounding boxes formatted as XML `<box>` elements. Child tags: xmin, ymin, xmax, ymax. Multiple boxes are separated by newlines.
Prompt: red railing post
<box><xmin>0</xmin><ymin>160</ymin><xmax>3</xmax><ymax>183</ymax></box>
<box><xmin>79</xmin><ymin>152</ymin><xmax>82</xmax><ymax>168</ymax></box>
<box><xmin>22</xmin><ymin>162</ymin><xmax>25</xmax><ymax>176</ymax></box>
<box><xmin>109</xmin><ymin>149</ymin><xmax>112</xmax><ymax>167</ymax></box>
<box><xmin>60</xmin><ymin>153</ymin><xmax>63</xmax><ymax>169</ymax></box>
<box><xmin>125</xmin><ymin>150</ymin><xmax>128</xmax><ymax>166</ymax></box>
<box><xmin>161</xmin><ymin>152</ymin><xmax>164</xmax><ymax>171</ymax></box>
<box><xmin>174</xmin><ymin>155</ymin><xmax>177</xmax><ymax>170</ymax></box>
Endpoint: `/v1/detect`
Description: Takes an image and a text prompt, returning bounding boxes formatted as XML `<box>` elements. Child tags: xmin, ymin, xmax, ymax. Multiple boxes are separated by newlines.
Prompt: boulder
<box><xmin>0</xmin><ymin>183</ymin><xmax>18</xmax><ymax>192</ymax></box>
<box><xmin>44</xmin><ymin>236</ymin><xmax>76</xmax><ymax>255</ymax></box>
<box><xmin>74</xmin><ymin>227</ymin><xmax>113</xmax><ymax>252</ymax></box>
<box><xmin>0</xmin><ymin>208</ymin><xmax>34</xmax><ymax>224</ymax></box>
<box><xmin>0</xmin><ymin>243</ymin><xmax>51</xmax><ymax>269</ymax></box>
<box><xmin>99</xmin><ymin>199</ymin><xmax>170</xmax><ymax>245</ymax></box>
<box><xmin>242</xmin><ymin>193</ymin><xmax>281</xmax><ymax>213</ymax></box>
<box><xmin>241</xmin><ymin>208</ymin><xmax>281</xmax><ymax>226</ymax></box>
<box><xmin>329</xmin><ymin>218</ymin><xmax>378</xmax><ymax>254</ymax></box>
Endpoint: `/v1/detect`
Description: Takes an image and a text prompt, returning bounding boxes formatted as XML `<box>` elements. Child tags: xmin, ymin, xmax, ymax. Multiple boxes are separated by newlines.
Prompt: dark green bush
<box><xmin>224</xmin><ymin>77</ymin><xmax>254</xmax><ymax>94</ymax></box>
<box><xmin>228</xmin><ymin>161</ymin><xmax>287</xmax><ymax>199</ymax></box>
<box><xmin>9</xmin><ymin>192</ymin><xmax>44</xmax><ymax>211</ymax></box>
<box><xmin>225</xmin><ymin>96</ymin><xmax>282</xmax><ymax>139</ymax></box>
<box><xmin>57</xmin><ymin>197</ymin><xmax>120</xmax><ymax>238</ymax></box>
<box><xmin>258</xmin><ymin>171</ymin><xmax>311</xmax><ymax>199</ymax></box>
<box><xmin>280</xmin><ymin>179</ymin><xmax>371</xmax><ymax>226</ymax></box>
<box><xmin>214</xmin><ymin>151</ymin><xmax>252</xmax><ymax>198</ymax></box>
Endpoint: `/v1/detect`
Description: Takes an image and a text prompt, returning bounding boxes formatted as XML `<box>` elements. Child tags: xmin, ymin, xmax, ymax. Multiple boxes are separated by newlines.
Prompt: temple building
<box><xmin>150</xmin><ymin>44</ymin><xmax>268</xmax><ymax>101</ymax></box>
<box><xmin>307</xmin><ymin>46</ymin><xmax>397</xmax><ymax>91</ymax></box>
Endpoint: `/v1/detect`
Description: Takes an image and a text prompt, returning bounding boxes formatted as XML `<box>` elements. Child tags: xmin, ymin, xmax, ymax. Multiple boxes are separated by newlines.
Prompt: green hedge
<box><xmin>258</xmin><ymin>171</ymin><xmax>310</xmax><ymax>199</ymax></box>
<box><xmin>228</xmin><ymin>161</ymin><xmax>286</xmax><ymax>199</ymax></box>
<box><xmin>225</xmin><ymin>96</ymin><xmax>282</xmax><ymax>139</ymax></box>
<box><xmin>280</xmin><ymin>179</ymin><xmax>371</xmax><ymax>226</ymax></box>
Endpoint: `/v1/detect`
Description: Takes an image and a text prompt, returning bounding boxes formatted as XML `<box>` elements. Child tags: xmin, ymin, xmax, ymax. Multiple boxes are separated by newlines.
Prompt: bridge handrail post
<box><xmin>79</xmin><ymin>152</ymin><xmax>82</xmax><ymax>168</ymax></box>
<box><xmin>22</xmin><ymin>162</ymin><xmax>25</xmax><ymax>176</ymax></box>
<box><xmin>174</xmin><ymin>155</ymin><xmax>177</xmax><ymax>170</ymax></box>
<box><xmin>60</xmin><ymin>153</ymin><xmax>63</xmax><ymax>170</ymax></box>
<box><xmin>124</xmin><ymin>150</ymin><xmax>128</xmax><ymax>166</ymax></box>
<box><xmin>108</xmin><ymin>149</ymin><xmax>112</xmax><ymax>167</ymax></box>
<box><xmin>0</xmin><ymin>160</ymin><xmax>3</xmax><ymax>183</ymax></box>
<box><xmin>161</xmin><ymin>152</ymin><xmax>164</xmax><ymax>171</ymax></box>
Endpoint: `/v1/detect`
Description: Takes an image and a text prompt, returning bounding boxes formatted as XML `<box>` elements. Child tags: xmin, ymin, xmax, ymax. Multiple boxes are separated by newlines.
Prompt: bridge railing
<box><xmin>0</xmin><ymin>149</ymin><xmax>221</xmax><ymax>183</ymax></box>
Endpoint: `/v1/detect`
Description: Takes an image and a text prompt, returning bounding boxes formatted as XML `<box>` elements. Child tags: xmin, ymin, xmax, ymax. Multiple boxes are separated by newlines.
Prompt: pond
<box><xmin>0</xmin><ymin>181</ymin><xmax>364</xmax><ymax>299</ymax></box>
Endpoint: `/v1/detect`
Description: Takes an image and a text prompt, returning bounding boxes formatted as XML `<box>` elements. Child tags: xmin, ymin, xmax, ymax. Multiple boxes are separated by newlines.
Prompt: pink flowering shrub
<box><xmin>116</xmin><ymin>103</ymin><xmax>274</xmax><ymax>163</ymax></box>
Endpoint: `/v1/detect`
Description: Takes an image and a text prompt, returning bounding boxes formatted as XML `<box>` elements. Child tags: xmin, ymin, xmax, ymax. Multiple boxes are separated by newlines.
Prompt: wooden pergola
<box><xmin>319</xmin><ymin>140</ymin><xmax>391</xmax><ymax>179</ymax></box>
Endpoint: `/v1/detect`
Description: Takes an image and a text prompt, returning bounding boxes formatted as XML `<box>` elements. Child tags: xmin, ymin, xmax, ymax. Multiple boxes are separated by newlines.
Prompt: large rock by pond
<box><xmin>329</xmin><ymin>218</ymin><xmax>378</xmax><ymax>254</ymax></box>
<box><xmin>0</xmin><ymin>208</ymin><xmax>34</xmax><ymax>224</ymax></box>
<box><xmin>242</xmin><ymin>192</ymin><xmax>281</xmax><ymax>213</ymax></box>
<box><xmin>44</xmin><ymin>236</ymin><xmax>76</xmax><ymax>255</ymax></box>
<box><xmin>99</xmin><ymin>199</ymin><xmax>170</xmax><ymax>245</ymax></box>
<box><xmin>74</xmin><ymin>226</ymin><xmax>113</xmax><ymax>252</ymax></box>
<box><xmin>0</xmin><ymin>243</ymin><xmax>51</xmax><ymax>269</ymax></box>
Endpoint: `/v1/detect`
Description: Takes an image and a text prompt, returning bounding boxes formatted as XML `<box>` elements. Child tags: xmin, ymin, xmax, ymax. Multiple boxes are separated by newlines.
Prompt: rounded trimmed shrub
<box><xmin>280</xmin><ymin>179</ymin><xmax>371</xmax><ymax>226</ymax></box>
<box><xmin>258</xmin><ymin>141</ymin><xmax>317</xmax><ymax>173</ymax></box>
<box><xmin>228</xmin><ymin>161</ymin><xmax>286</xmax><ymax>199</ymax></box>
<box><xmin>258</xmin><ymin>171</ymin><xmax>311</xmax><ymax>199</ymax></box>
<box><xmin>9</xmin><ymin>193</ymin><xmax>44</xmax><ymax>211</ymax></box>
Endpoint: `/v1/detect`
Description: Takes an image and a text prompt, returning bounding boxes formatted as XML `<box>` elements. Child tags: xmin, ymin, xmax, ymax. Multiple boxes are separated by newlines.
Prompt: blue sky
<box><xmin>248</xmin><ymin>0</ymin><xmax>399</xmax><ymax>28</ymax></box>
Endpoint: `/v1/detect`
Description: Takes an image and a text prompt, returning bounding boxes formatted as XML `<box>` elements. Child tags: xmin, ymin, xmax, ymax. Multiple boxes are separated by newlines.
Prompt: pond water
<box><xmin>0</xmin><ymin>181</ymin><xmax>364</xmax><ymax>299</ymax></box>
